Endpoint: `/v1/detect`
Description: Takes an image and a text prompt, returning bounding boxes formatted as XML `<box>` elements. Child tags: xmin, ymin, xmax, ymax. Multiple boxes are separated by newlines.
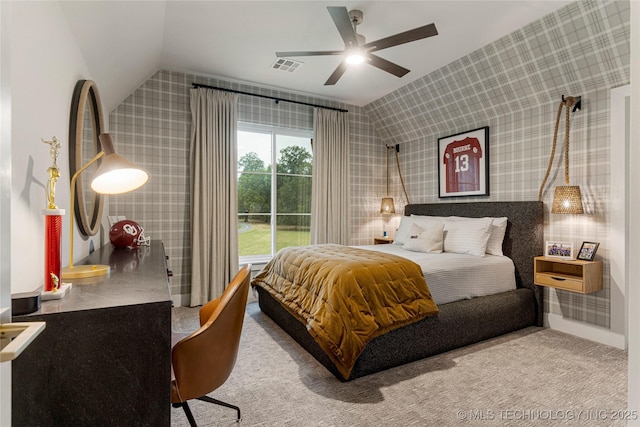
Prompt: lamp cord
<box><xmin>538</xmin><ymin>96</ymin><xmax>576</xmax><ymax>202</ymax></box>
<box><xmin>394</xmin><ymin>147</ymin><xmax>411</xmax><ymax>205</ymax></box>
<box><xmin>385</xmin><ymin>146</ymin><xmax>390</xmax><ymax>196</ymax></box>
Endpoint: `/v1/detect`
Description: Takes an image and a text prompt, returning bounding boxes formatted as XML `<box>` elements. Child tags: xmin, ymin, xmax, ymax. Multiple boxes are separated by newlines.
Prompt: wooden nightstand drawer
<box><xmin>534</xmin><ymin>273</ymin><xmax>585</xmax><ymax>292</ymax></box>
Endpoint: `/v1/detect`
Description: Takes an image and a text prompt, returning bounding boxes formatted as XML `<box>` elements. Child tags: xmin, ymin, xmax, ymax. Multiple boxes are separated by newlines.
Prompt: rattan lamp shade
<box><xmin>551</xmin><ymin>185</ymin><xmax>584</xmax><ymax>214</ymax></box>
<box><xmin>380</xmin><ymin>197</ymin><xmax>395</xmax><ymax>214</ymax></box>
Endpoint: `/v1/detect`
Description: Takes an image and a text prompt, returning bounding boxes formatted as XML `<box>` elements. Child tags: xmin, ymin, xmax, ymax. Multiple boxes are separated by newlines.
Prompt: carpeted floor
<box><xmin>171</xmin><ymin>301</ymin><xmax>627</xmax><ymax>426</ymax></box>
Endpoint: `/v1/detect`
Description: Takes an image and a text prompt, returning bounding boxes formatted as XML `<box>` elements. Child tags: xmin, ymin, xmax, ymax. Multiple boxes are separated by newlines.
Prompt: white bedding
<box><xmin>359</xmin><ymin>244</ymin><xmax>516</xmax><ymax>305</ymax></box>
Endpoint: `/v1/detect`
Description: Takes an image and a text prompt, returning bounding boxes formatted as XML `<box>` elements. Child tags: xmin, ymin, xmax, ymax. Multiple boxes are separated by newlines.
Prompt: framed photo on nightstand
<box><xmin>545</xmin><ymin>241</ymin><xmax>574</xmax><ymax>259</ymax></box>
<box><xmin>577</xmin><ymin>241</ymin><xmax>599</xmax><ymax>261</ymax></box>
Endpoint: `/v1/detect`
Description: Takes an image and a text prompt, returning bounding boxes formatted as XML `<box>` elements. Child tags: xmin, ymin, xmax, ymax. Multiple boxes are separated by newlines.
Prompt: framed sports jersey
<box><xmin>438</xmin><ymin>126</ymin><xmax>489</xmax><ymax>198</ymax></box>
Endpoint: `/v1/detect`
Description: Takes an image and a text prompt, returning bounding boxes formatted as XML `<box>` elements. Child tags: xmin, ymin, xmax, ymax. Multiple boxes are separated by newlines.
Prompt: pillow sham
<box><xmin>445</xmin><ymin>216</ymin><xmax>508</xmax><ymax>256</ymax></box>
<box><xmin>393</xmin><ymin>216</ymin><xmax>414</xmax><ymax>245</ymax></box>
<box><xmin>409</xmin><ymin>214</ymin><xmax>444</xmax><ymax>230</ymax></box>
<box><xmin>396</xmin><ymin>215</ymin><xmax>446</xmax><ymax>245</ymax></box>
<box><xmin>403</xmin><ymin>223</ymin><xmax>444</xmax><ymax>253</ymax></box>
<box><xmin>439</xmin><ymin>217</ymin><xmax>492</xmax><ymax>257</ymax></box>
<box><xmin>405</xmin><ymin>223</ymin><xmax>425</xmax><ymax>240</ymax></box>
<box><xmin>486</xmin><ymin>217</ymin><xmax>508</xmax><ymax>256</ymax></box>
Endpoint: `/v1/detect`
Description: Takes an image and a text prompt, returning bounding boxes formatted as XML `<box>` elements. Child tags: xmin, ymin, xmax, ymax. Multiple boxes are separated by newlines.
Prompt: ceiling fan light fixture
<box><xmin>345</xmin><ymin>47</ymin><xmax>366</xmax><ymax>65</ymax></box>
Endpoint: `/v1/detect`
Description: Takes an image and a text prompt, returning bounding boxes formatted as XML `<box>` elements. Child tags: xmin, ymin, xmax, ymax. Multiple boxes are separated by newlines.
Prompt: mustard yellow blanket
<box><xmin>252</xmin><ymin>244</ymin><xmax>438</xmax><ymax>379</ymax></box>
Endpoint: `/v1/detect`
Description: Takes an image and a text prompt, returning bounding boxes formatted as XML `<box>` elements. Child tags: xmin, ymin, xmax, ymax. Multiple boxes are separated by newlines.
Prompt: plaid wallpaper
<box><xmin>364</xmin><ymin>0</ymin><xmax>630</xmax><ymax>328</ymax></box>
<box><xmin>110</xmin><ymin>0</ymin><xmax>629</xmax><ymax>328</ymax></box>
<box><xmin>109</xmin><ymin>70</ymin><xmax>382</xmax><ymax>298</ymax></box>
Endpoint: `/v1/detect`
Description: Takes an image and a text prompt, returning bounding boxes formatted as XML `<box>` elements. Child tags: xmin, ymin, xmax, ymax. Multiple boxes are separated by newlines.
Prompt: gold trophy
<box><xmin>42</xmin><ymin>136</ymin><xmax>61</xmax><ymax>210</ymax></box>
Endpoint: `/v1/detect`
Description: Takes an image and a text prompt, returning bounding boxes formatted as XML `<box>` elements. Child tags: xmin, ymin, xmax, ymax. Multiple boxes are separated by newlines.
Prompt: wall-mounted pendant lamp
<box><xmin>539</xmin><ymin>95</ymin><xmax>584</xmax><ymax>214</ymax></box>
<box><xmin>380</xmin><ymin>144</ymin><xmax>410</xmax><ymax>214</ymax></box>
<box><xmin>61</xmin><ymin>133</ymin><xmax>148</xmax><ymax>279</ymax></box>
<box><xmin>552</xmin><ymin>185</ymin><xmax>584</xmax><ymax>214</ymax></box>
<box><xmin>380</xmin><ymin>145</ymin><xmax>395</xmax><ymax>214</ymax></box>
<box><xmin>380</xmin><ymin>197</ymin><xmax>395</xmax><ymax>214</ymax></box>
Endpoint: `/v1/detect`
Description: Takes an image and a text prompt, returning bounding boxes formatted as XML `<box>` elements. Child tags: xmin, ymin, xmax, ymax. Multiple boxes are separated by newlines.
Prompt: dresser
<box><xmin>12</xmin><ymin>241</ymin><xmax>173</xmax><ymax>426</ymax></box>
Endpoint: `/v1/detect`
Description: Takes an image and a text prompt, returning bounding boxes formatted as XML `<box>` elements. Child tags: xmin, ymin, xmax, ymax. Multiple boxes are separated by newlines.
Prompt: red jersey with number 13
<box><xmin>443</xmin><ymin>137</ymin><xmax>483</xmax><ymax>193</ymax></box>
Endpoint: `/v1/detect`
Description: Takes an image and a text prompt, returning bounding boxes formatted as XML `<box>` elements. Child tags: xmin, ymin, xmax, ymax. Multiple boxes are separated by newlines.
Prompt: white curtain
<box><xmin>310</xmin><ymin>108</ymin><xmax>350</xmax><ymax>244</ymax></box>
<box><xmin>189</xmin><ymin>88</ymin><xmax>239</xmax><ymax>306</ymax></box>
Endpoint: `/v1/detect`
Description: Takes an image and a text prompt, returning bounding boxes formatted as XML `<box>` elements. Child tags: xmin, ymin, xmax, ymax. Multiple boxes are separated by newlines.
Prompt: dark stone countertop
<box><xmin>18</xmin><ymin>240</ymin><xmax>172</xmax><ymax>316</ymax></box>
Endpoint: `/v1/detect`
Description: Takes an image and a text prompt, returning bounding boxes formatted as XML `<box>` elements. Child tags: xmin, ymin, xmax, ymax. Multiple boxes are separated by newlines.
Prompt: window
<box><xmin>237</xmin><ymin>124</ymin><xmax>313</xmax><ymax>263</ymax></box>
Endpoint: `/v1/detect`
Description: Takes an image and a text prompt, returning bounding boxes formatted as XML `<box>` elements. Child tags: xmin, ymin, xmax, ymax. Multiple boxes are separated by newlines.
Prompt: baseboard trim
<box><xmin>171</xmin><ymin>293</ymin><xmax>191</xmax><ymax>307</ymax></box>
<box><xmin>544</xmin><ymin>313</ymin><xmax>626</xmax><ymax>349</ymax></box>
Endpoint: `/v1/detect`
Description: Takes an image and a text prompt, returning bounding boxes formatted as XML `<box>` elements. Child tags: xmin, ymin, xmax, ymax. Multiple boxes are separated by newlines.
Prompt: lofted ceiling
<box><xmin>60</xmin><ymin>1</ymin><xmax>572</xmax><ymax>112</ymax></box>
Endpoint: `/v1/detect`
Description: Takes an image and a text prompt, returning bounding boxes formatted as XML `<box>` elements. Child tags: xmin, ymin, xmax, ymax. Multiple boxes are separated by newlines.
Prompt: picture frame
<box><xmin>545</xmin><ymin>241</ymin><xmax>574</xmax><ymax>259</ymax></box>
<box><xmin>438</xmin><ymin>126</ymin><xmax>489</xmax><ymax>198</ymax></box>
<box><xmin>576</xmin><ymin>241</ymin><xmax>600</xmax><ymax>261</ymax></box>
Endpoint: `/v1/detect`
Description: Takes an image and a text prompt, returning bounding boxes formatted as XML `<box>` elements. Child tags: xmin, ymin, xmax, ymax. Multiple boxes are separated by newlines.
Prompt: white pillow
<box><xmin>405</xmin><ymin>223</ymin><xmax>425</xmax><ymax>239</ymax></box>
<box><xmin>403</xmin><ymin>223</ymin><xmax>444</xmax><ymax>253</ymax></box>
<box><xmin>393</xmin><ymin>216</ymin><xmax>414</xmax><ymax>245</ymax></box>
<box><xmin>410</xmin><ymin>214</ymin><xmax>444</xmax><ymax>230</ymax></box>
<box><xmin>446</xmin><ymin>216</ymin><xmax>508</xmax><ymax>256</ymax></box>
<box><xmin>440</xmin><ymin>217</ymin><xmax>492</xmax><ymax>257</ymax></box>
<box><xmin>486</xmin><ymin>217</ymin><xmax>508</xmax><ymax>256</ymax></box>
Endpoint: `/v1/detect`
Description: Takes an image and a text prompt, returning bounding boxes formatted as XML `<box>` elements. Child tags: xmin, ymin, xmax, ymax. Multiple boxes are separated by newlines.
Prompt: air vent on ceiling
<box><xmin>271</xmin><ymin>58</ymin><xmax>303</xmax><ymax>72</ymax></box>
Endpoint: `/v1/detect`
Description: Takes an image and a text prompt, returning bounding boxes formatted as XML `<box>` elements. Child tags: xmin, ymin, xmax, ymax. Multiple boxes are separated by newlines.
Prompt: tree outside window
<box><xmin>237</xmin><ymin>127</ymin><xmax>312</xmax><ymax>261</ymax></box>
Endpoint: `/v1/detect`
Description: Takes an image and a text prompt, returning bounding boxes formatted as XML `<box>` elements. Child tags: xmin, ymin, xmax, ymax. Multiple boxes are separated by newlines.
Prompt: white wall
<box><xmin>0</xmin><ymin>1</ymin><xmax>12</xmax><ymax>423</ymax></box>
<box><xmin>10</xmin><ymin>1</ymin><xmax>99</xmax><ymax>294</ymax></box>
<box><xmin>610</xmin><ymin>85</ymin><xmax>630</xmax><ymax>349</ymax></box>
<box><xmin>627</xmin><ymin>0</ymin><xmax>640</xmax><ymax>421</ymax></box>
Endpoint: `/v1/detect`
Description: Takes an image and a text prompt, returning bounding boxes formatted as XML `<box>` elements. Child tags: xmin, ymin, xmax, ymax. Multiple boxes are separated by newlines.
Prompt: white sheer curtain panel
<box><xmin>189</xmin><ymin>88</ymin><xmax>239</xmax><ymax>306</ymax></box>
<box><xmin>310</xmin><ymin>108</ymin><xmax>350</xmax><ymax>244</ymax></box>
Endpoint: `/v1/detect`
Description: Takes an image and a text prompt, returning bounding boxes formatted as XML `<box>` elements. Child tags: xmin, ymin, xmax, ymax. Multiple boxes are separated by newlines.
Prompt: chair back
<box><xmin>172</xmin><ymin>265</ymin><xmax>251</xmax><ymax>402</ymax></box>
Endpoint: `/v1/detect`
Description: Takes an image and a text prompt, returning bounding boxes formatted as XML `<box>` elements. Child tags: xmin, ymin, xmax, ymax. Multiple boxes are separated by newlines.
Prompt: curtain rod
<box><xmin>191</xmin><ymin>83</ymin><xmax>349</xmax><ymax>113</ymax></box>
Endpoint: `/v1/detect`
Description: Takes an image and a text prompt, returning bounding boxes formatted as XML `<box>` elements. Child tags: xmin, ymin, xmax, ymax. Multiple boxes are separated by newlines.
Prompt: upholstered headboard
<box><xmin>404</xmin><ymin>201</ymin><xmax>544</xmax><ymax>321</ymax></box>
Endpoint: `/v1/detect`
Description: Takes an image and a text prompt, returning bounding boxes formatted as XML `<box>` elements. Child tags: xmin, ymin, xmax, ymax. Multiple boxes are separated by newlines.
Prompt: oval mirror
<box><xmin>68</xmin><ymin>80</ymin><xmax>104</xmax><ymax>236</ymax></box>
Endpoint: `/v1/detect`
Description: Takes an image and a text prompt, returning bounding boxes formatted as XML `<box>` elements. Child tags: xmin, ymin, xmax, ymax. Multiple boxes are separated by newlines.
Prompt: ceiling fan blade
<box><xmin>327</xmin><ymin>6</ymin><xmax>359</xmax><ymax>49</ymax></box>
<box><xmin>276</xmin><ymin>51</ymin><xmax>343</xmax><ymax>57</ymax></box>
<box><xmin>324</xmin><ymin>61</ymin><xmax>349</xmax><ymax>86</ymax></box>
<box><xmin>364</xmin><ymin>23</ymin><xmax>438</xmax><ymax>52</ymax></box>
<box><xmin>367</xmin><ymin>53</ymin><xmax>410</xmax><ymax>78</ymax></box>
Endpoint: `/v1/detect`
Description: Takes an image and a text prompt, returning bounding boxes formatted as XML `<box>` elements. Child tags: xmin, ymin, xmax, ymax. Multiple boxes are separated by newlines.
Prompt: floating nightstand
<box><xmin>373</xmin><ymin>236</ymin><xmax>394</xmax><ymax>245</ymax></box>
<box><xmin>534</xmin><ymin>256</ymin><xmax>603</xmax><ymax>294</ymax></box>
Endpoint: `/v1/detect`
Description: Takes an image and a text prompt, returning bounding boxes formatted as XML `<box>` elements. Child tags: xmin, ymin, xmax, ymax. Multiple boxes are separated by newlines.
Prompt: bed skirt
<box><xmin>256</xmin><ymin>286</ymin><xmax>537</xmax><ymax>381</ymax></box>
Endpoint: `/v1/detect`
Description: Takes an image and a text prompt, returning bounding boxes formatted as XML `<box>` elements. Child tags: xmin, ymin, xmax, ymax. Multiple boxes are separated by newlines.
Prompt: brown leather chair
<box><xmin>171</xmin><ymin>264</ymin><xmax>252</xmax><ymax>426</ymax></box>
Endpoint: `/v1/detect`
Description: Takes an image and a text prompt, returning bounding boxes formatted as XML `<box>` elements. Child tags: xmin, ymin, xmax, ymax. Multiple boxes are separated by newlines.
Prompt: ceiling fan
<box><xmin>276</xmin><ymin>6</ymin><xmax>438</xmax><ymax>86</ymax></box>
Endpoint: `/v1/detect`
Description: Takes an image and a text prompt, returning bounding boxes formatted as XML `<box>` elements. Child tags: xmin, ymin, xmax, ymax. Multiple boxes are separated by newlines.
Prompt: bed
<box><xmin>253</xmin><ymin>201</ymin><xmax>543</xmax><ymax>381</ymax></box>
